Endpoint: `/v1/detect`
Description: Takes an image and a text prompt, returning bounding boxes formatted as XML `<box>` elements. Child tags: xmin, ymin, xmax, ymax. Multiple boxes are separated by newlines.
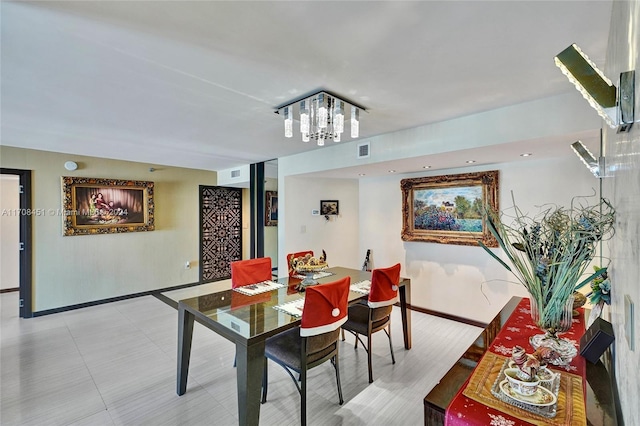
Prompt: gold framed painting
<box><xmin>401</xmin><ymin>170</ymin><xmax>499</xmax><ymax>247</ymax></box>
<box><xmin>61</xmin><ymin>176</ymin><xmax>155</xmax><ymax>236</ymax></box>
<box><xmin>265</xmin><ymin>190</ymin><xmax>278</xmax><ymax>226</ymax></box>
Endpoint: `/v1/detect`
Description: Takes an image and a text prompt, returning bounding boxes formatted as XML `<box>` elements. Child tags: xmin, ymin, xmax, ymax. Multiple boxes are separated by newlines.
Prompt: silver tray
<box><xmin>490</xmin><ymin>359</ymin><xmax>561</xmax><ymax>418</ymax></box>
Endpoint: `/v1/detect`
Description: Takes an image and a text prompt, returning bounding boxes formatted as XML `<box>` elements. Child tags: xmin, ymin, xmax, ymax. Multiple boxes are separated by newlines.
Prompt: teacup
<box><xmin>536</xmin><ymin>366</ymin><xmax>556</xmax><ymax>384</ymax></box>
<box><xmin>504</xmin><ymin>368</ymin><xmax>540</xmax><ymax>396</ymax></box>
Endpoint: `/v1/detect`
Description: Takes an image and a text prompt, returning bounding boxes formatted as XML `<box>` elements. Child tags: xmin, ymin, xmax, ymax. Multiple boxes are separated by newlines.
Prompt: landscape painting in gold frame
<box><xmin>62</xmin><ymin>176</ymin><xmax>155</xmax><ymax>236</ymax></box>
<box><xmin>401</xmin><ymin>170</ymin><xmax>499</xmax><ymax>247</ymax></box>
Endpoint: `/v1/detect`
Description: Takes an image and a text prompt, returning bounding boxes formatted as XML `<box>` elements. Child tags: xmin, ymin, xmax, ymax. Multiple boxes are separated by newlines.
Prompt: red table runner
<box><xmin>445</xmin><ymin>298</ymin><xmax>586</xmax><ymax>426</ymax></box>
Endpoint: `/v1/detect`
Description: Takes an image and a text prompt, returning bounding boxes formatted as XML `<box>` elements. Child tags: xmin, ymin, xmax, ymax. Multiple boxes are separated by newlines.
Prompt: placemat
<box><xmin>350</xmin><ymin>280</ymin><xmax>371</xmax><ymax>295</ymax></box>
<box><xmin>293</xmin><ymin>271</ymin><xmax>334</xmax><ymax>280</ymax></box>
<box><xmin>462</xmin><ymin>352</ymin><xmax>586</xmax><ymax>426</ymax></box>
<box><xmin>233</xmin><ymin>280</ymin><xmax>285</xmax><ymax>296</ymax></box>
<box><xmin>273</xmin><ymin>297</ymin><xmax>305</xmax><ymax>318</ymax></box>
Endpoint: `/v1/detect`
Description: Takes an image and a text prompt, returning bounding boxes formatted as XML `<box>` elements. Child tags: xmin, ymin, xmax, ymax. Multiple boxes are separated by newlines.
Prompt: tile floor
<box><xmin>1</xmin><ymin>290</ymin><xmax>481</xmax><ymax>425</ymax></box>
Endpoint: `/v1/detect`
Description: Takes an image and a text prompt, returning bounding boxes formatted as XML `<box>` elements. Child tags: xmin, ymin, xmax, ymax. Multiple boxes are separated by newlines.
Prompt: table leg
<box><xmin>399</xmin><ymin>284</ymin><xmax>412</xmax><ymax>349</ymax></box>
<box><xmin>177</xmin><ymin>306</ymin><xmax>194</xmax><ymax>396</ymax></box>
<box><xmin>236</xmin><ymin>340</ymin><xmax>266</xmax><ymax>426</ymax></box>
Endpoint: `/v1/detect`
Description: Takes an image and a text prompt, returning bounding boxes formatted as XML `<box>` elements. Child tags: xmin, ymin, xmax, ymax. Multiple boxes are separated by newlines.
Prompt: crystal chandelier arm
<box><xmin>351</xmin><ymin>106</ymin><xmax>359</xmax><ymax>138</ymax></box>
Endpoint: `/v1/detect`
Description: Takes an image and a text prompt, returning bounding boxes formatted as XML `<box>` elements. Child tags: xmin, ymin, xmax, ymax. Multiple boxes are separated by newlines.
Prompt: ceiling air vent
<box><xmin>357</xmin><ymin>142</ymin><xmax>370</xmax><ymax>159</ymax></box>
<box><xmin>230</xmin><ymin>169</ymin><xmax>241</xmax><ymax>178</ymax></box>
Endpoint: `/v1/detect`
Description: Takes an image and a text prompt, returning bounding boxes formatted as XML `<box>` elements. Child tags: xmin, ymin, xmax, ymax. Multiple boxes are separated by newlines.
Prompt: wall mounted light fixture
<box><xmin>64</xmin><ymin>161</ymin><xmax>78</xmax><ymax>171</ymax></box>
<box><xmin>571</xmin><ymin>140</ymin><xmax>605</xmax><ymax>178</ymax></box>
<box><xmin>555</xmin><ymin>44</ymin><xmax>635</xmax><ymax>133</ymax></box>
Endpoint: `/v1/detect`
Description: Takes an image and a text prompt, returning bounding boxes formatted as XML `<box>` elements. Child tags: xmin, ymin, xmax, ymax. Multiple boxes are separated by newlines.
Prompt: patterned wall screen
<box><xmin>200</xmin><ymin>186</ymin><xmax>242</xmax><ymax>282</ymax></box>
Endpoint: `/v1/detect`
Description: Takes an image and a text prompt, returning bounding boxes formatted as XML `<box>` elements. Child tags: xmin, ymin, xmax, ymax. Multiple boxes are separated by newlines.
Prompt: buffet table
<box><xmin>444</xmin><ymin>298</ymin><xmax>587</xmax><ymax>426</ymax></box>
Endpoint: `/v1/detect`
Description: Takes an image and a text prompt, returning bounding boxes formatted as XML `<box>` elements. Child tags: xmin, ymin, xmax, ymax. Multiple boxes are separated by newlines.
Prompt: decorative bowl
<box><xmin>504</xmin><ymin>368</ymin><xmax>540</xmax><ymax>396</ymax></box>
<box><xmin>293</xmin><ymin>262</ymin><xmax>328</xmax><ymax>287</ymax></box>
<box><xmin>572</xmin><ymin>291</ymin><xmax>587</xmax><ymax>317</ymax></box>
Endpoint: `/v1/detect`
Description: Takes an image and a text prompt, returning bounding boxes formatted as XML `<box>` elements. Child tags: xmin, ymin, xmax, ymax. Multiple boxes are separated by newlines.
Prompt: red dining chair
<box><xmin>341</xmin><ymin>263</ymin><xmax>401</xmax><ymax>383</ymax></box>
<box><xmin>230</xmin><ymin>257</ymin><xmax>272</xmax><ymax>366</ymax></box>
<box><xmin>286</xmin><ymin>251</ymin><xmax>314</xmax><ymax>277</ymax></box>
<box><xmin>231</xmin><ymin>257</ymin><xmax>273</xmax><ymax>288</ymax></box>
<box><xmin>261</xmin><ymin>276</ymin><xmax>350</xmax><ymax>426</ymax></box>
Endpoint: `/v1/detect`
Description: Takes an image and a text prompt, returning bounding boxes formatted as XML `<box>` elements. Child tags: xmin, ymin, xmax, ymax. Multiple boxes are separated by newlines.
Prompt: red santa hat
<box><xmin>300</xmin><ymin>276</ymin><xmax>350</xmax><ymax>337</ymax></box>
<box><xmin>368</xmin><ymin>263</ymin><xmax>401</xmax><ymax>308</ymax></box>
<box><xmin>230</xmin><ymin>257</ymin><xmax>272</xmax><ymax>288</ymax></box>
<box><xmin>286</xmin><ymin>250</ymin><xmax>314</xmax><ymax>277</ymax></box>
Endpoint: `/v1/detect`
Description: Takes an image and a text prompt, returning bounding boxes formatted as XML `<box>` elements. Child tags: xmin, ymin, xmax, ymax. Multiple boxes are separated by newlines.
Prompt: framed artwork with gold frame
<box><xmin>401</xmin><ymin>170</ymin><xmax>499</xmax><ymax>247</ymax></box>
<box><xmin>265</xmin><ymin>190</ymin><xmax>278</xmax><ymax>226</ymax></box>
<box><xmin>61</xmin><ymin>176</ymin><xmax>155</xmax><ymax>236</ymax></box>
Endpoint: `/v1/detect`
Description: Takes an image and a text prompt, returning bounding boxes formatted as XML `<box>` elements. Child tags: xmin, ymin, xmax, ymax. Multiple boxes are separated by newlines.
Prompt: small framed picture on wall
<box><xmin>320</xmin><ymin>200</ymin><xmax>339</xmax><ymax>216</ymax></box>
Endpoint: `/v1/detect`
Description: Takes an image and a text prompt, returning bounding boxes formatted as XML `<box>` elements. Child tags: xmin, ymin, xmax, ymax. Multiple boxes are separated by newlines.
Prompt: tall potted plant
<box><xmin>479</xmin><ymin>194</ymin><xmax>615</xmax><ymax>364</ymax></box>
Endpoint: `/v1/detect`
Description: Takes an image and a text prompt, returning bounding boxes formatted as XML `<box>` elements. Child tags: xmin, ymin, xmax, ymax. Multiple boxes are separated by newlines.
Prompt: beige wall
<box><xmin>603</xmin><ymin>1</ymin><xmax>640</xmax><ymax>424</ymax></box>
<box><xmin>0</xmin><ymin>146</ymin><xmax>217</xmax><ymax>312</ymax></box>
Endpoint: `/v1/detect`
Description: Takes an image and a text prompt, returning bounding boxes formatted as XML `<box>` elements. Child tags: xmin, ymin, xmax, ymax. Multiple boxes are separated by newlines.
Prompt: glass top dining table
<box><xmin>176</xmin><ymin>266</ymin><xmax>412</xmax><ymax>426</ymax></box>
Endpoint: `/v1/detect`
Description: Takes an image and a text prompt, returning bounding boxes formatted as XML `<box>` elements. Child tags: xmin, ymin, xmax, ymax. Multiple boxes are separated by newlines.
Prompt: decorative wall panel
<box><xmin>200</xmin><ymin>186</ymin><xmax>242</xmax><ymax>282</ymax></box>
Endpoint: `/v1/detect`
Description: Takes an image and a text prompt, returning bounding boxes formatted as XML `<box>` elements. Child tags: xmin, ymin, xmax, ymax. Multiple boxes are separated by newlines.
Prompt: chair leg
<box><xmin>341</xmin><ymin>328</ymin><xmax>345</xmax><ymax>341</ymax></box>
<box><xmin>261</xmin><ymin>357</ymin><xmax>268</xmax><ymax>403</ymax></box>
<box><xmin>333</xmin><ymin>354</ymin><xmax>344</xmax><ymax>405</ymax></box>
<box><xmin>300</xmin><ymin>368</ymin><xmax>307</xmax><ymax>426</ymax></box>
<box><xmin>386</xmin><ymin>324</ymin><xmax>396</xmax><ymax>364</ymax></box>
<box><xmin>367</xmin><ymin>332</ymin><xmax>374</xmax><ymax>383</ymax></box>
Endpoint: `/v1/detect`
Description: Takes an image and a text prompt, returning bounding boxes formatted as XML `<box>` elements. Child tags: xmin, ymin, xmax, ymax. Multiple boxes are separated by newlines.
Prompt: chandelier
<box><xmin>277</xmin><ymin>91</ymin><xmax>365</xmax><ymax>146</ymax></box>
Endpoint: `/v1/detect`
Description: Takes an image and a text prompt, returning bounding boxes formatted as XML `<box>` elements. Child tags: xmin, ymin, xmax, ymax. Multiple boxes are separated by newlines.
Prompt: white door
<box><xmin>0</xmin><ymin>175</ymin><xmax>20</xmax><ymax>293</ymax></box>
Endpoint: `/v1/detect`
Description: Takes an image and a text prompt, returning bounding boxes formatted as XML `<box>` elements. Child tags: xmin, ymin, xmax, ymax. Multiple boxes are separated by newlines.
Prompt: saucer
<box><xmin>499</xmin><ymin>380</ymin><xmax>557</xmax><ymax>407</ymax></box>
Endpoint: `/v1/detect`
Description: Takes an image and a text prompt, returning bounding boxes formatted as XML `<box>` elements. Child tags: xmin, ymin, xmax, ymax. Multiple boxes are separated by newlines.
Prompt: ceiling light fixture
<box><xmin>423</xmin><ymin>165</ymin><xmax>432</xmax><ymax>169</ymax></box>
<box><xmin>520</xmin><ymin>153</ymin><xmax>533</xmax><ymax>157</ymax></box>
<box><xmin>555</xmin><ymin>44</ymin><xmax>635</xmax><ymax>133</ymax></box>
<box><xmin>276</xmin><ymin>91</ymin><xmax>365</xmax><ymax>146</ymax></box>
<box><xmin>466</xmin><ymin>160</ymin><xmax>476</xmax><ymax>164</ymax></box>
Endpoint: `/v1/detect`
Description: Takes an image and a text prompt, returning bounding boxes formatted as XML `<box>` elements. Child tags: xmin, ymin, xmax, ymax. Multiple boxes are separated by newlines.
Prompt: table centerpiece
<box><xmin>290</xmin><ymin>250</ymin><xmax>328</xmax><ymax>288</ymax></box>
<box><xmin>479</xmin><ymin>194</ymin><xmax>615</xmax><ymax>364</ymax></box>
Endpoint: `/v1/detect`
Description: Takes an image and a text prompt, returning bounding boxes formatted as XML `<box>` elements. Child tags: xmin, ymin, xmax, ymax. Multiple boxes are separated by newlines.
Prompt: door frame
<box><xmin>249</xmin><ymin>162</ymin><xmax>266</xmax><ymax>259</ymax></box>
<box><xmin>1</xmin><ymin>168</ymin><xmax>33</xmax><ymax>318</ymax></box>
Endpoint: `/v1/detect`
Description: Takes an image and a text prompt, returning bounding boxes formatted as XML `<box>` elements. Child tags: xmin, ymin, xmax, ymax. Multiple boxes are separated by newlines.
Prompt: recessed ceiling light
<box><xmin>423</xmin><ymin>165</ymin><xmax>432</xmax><ymax>169</ymax></box>
<box><xmin>466</xmin><ymin>160</ymin><xmax>476</xmax><ymax>164</ymax></box>
<box><xmin>388</xmin><ymin>170</ymin><xmax>396</xmax><ymax>173</ymax></box>
<box><xmin>520</xmin><ymin>153</ymin><xmax>533</xmax><ymax>157</ymax></box>
<box><xmin>358</xmin><ymin>173</ymin><xmax>366</xmax><ymax>176</ymax></box>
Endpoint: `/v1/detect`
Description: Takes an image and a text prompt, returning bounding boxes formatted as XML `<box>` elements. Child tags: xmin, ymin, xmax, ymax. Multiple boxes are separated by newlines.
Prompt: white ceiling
<box><xmin>1</xmin><ymin>1</ymin><xmax>612</xmax><ymax>175</ymax></box>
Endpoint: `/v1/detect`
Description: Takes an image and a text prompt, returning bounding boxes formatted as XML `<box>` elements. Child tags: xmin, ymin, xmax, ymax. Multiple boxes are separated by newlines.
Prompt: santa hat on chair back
<box><xmin>300</xmin><ymin>276</ymin><xmax>350</xmax><ymax>337</ymax></box>
<box><xmin>231</xmin><ymin>257</ymin><xmax>272</xmax><ymax>288</ymax></box>
<box><xmin>368</xmin><ymin>263</ymin><xmax>401</xmax><ymax>308</ymax></box>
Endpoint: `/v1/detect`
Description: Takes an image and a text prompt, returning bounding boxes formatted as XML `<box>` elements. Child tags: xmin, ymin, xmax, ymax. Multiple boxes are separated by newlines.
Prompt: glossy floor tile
<box><xmin>1</xmin><ymin>291</ymin><xmax>481</xmax><ymax>425</ymax></box>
